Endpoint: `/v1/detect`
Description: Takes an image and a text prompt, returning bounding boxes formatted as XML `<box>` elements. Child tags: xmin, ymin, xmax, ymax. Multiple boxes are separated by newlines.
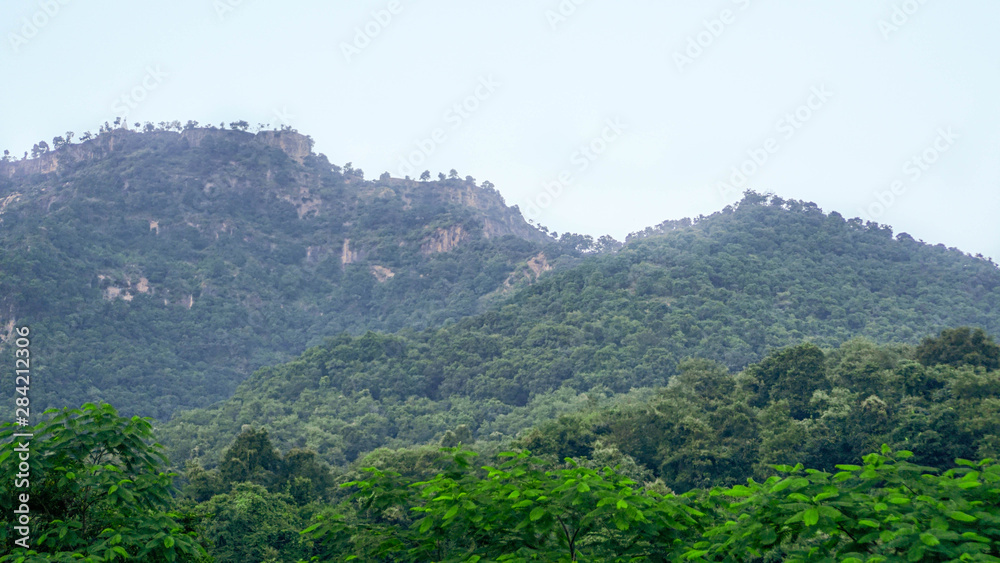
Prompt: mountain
<box><xmin>159</xmin><ymin>193</ymin><xmax>1000</xmax><ymax>467</ymax></box>
<box><xmin>0</xmin><ymin>127</ymin><xmax>563</xmax><ymax>419</ymax></box>
<box><xmin>5</xmin><ymin>130</ymin><xmax>1000</xmax><ymax>563</ymax></box>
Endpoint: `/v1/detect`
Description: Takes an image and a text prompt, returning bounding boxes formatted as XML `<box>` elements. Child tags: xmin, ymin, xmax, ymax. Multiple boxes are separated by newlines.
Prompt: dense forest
<box><xmin>160</xmin><ymin>192</ymin><xmax>1000</xmax><ymax>469</ymax></box>
<box><xmin>0</xmin><ymin>127</ymin><xmax>573</xmax><ymax>419</ymax></box>
<box><xmin>1</xmin><ymin>125</ymin><xmax>999</xmax><ymax>561</ymax></box>
<box><xmin>3</xmin><ymin>328</ymin><xmax>999</xmax><ymax>561</ymax></box>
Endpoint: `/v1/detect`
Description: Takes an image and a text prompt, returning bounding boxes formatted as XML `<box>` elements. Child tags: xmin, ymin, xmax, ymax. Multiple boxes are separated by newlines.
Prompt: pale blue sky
<box><xmin>2</xmin><ymin>0</ymin><xmax>998</xmax><ymax>259</ymax></box>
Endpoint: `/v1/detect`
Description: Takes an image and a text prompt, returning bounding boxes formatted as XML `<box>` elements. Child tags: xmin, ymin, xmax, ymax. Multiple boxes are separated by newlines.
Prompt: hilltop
<box><xmin>0</xmin><ymin>126</ymin><xmax>563</xmax><ymax>418</ymax></box>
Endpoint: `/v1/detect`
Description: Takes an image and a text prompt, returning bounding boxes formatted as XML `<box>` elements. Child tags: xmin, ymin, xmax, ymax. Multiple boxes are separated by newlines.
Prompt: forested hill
<box><xmin>160</xmin><ymin>193</ymin><xmax>1000</xmax><ymax>468</ymax></box>
<box><xmin>0</xmin><ymin>126</ymin><xmax>563</xmax><ymax>419</ymax></box>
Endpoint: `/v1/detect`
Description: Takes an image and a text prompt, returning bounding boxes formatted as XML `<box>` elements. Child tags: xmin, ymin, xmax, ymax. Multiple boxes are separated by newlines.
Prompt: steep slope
<box><xmin>0</xmin><ymin>128</ymin><xmax>556</xmax><ymax>418</ymax></box>
<box><xmin>160</xmin><ymin>194</ymin><xmax>1000</xmax><ymax>467</ymax></box>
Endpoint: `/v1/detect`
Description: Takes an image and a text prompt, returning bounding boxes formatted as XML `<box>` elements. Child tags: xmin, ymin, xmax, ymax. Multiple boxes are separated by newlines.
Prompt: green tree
<box><xmin>30</xmin><ymin>140</ymin><xmax>49</xmax><ymax>157</ymax></box>
<box><xmin>700</xmin><ymin>447</ymin><xmax>1000</xmax><ymax>562</ymax></box>
<box><xmin>743</xmin><ymin>343</ymin><xmax>829</xmax><ymax>419</ymax></box>
<box><xmin>195</xmin><ymin>482</ymin><xmax>307</xmax><ymax>563</ymax></box>
<box><xmin>0</xmin><ymin>403</ymin><xmax>207</xmax><ymax>562</ymax></box>
<box><xmin>916</xmin><ymin>326</ymin><xmax>1000</xmax><ymax>370</ymax></box>
<box><xmin>218</xmin><ymin>426</ymin><xmax>283</xmax><ymax>486</ymax></box>
<box><xmin>304</xmin><ymin>448</ymin><xmax>704</xmax><ymax>562</ymax></box>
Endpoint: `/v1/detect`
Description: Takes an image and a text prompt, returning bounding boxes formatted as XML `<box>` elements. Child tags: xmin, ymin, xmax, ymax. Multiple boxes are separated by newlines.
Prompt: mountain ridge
<box><xmin>158</xmin><ymin>193</ymin><xmax>1000</xmax><ymax>467</ymax></box>
<box><xmin>0</xmin><ymin>126</ymin><xmax>565</xmax><ymax>419</ymax></box>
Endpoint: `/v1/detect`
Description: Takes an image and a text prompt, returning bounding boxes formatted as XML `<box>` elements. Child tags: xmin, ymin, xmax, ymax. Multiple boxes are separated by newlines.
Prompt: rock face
<box><xmin>501</xmin><ymin>252</ymin><xmax>553</xmax><ymax>291</ymax></box>
<box><xmin>0</xmin><ymin>315</ymin><xmax>15</xmax><ymax>344</ymax></box>
<box><xmin>384</xmin><ymin>178</ymin><xmax>548</xmax><ymax>243</ymax></box>
<box><xmin>370</xmin><ymin>265</ymin><xmax>395</xmax><ymax>282</ymax></box>
<box><xmin>526</xmin><ymin>252</ymin><xmax>552</xmax><ymax>276</ymax></box>
<box><xmin>341</xmin><ymin>239</ymin><xmax>361</xmax><ymax>265</ymax></box>
<box><xmin>254</xmin><ymin>130</ymin><xmax>313</xmax><ymax>164</ymax></box>
<box><xmin>100</xmin><ymin>275</ymin><xmax>153</xmax><ymax>302</ymax></box>
<box><xmin>279</xmin><ymin>187</ymin><xmax>322</xmax><ymax>219</ymax></box>
<box><xmin>421</xmin><ymin>224</ymin><xmax>468</xmax><ymax>254</ymax></box>
<box><xmin>0</xmin><ymin>192</ymin><xmax>21</xmax><ymax>218</ymax></box>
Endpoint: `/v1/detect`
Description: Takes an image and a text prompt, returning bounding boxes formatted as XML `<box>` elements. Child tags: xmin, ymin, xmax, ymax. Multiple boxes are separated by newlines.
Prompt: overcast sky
<box><xmin>2</xmin><ymin>0</ymin><xmax>998</xmax><ymax>259</ymax></box>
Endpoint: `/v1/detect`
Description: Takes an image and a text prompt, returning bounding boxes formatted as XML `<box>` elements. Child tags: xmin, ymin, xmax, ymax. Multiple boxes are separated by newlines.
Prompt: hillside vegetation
<box><xmin>5</xmin><ymin>329</ymin><xmax>999</xmax><ymax>562</ymax></box>
<box><xmin>2</xmin><ymin>125</ymin><xmax>999</xmax><ymax>562</ymax></box>
<box><xmin>160</xmin><ymin>194</ymin><xmax>1000</xmax><ymax>468</ymax></box>
<box><xmin>0</xmin><ymin>127</ymin><xmax>564</xmax><ymax>418</ymax></box>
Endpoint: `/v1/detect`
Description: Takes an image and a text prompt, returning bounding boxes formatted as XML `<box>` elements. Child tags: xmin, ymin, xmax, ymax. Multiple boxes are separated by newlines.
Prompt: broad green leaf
<box><xmin>803</xmin><ymin>508</ymin><xmax>819</xmax><ymax>526</ymax></box>
<box><xmin>946</xmin><ymin>511</ymin><xmax>976</xmax><ymax>522</ymax></box>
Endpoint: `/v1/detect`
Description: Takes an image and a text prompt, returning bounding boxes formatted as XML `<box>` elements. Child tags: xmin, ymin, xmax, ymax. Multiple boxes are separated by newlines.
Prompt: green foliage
<box><xmin>304</xmin><ymin>448</ymin><xmax>705</xmax><ymax>562</ymax></box>
<box><xmin>743</xmin><ymin>343</ymin><xmax>829</xmax><ymax>419</ymax></box>
<box><xmin>181</xmin><ymin>426</ymin><xmax>335</xmax><ymax>508</ymax></box>
<box><xmin>917</xmin><ymin>326</ymin><xmax>1000</xmax><ymax>370</ymax></box>
<box><xmin>160</xmin><ymin>193</ymin><xmax>1000</xmax><ymax>469</ymax></box>
<box><xmin>700</xmin><ymin>448</ymin><xmax>1000</xmax><ymax>562</ymax></box>
<box><xmin>0</xmin><ymin>403</ymin><xmax>207</xmax><ymax>561</ymax></box>
<box><xmin>0</xmin><ymin>128</ymin><xmax>553</xmax><ymax>419</ymax></box>
<box><xmin>193</xmin><ymin>482</ymin><xmax>309</xmax><ymax>563</ymax></box>
<box><xmin>521</xmin><ymin>338</ymin><xmax>1000</xmax><ymax>494</ymax></box>
<box><xmin>302</xmin><ymin>447</ymin><xmax>1000</xmax><ymax>561</ymax></box>
<box><xmin>218</xmin><ymin>426</ymin><xmax>283</xmax><ymax>485</ymax></box>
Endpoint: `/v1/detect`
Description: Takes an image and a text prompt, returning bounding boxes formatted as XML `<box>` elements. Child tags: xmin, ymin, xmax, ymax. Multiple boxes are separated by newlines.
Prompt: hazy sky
<box><xmin>2</xmin><ymin>1</ymin><xmax>998</xmax><ymax>259</ymax></box>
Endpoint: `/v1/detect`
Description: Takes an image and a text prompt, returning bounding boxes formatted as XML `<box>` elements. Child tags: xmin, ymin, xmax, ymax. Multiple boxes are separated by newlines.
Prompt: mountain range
<box><xmin>3</xmin><ymin>124</ymin><xmax>1000</xmax><ymax>562</ymax></box>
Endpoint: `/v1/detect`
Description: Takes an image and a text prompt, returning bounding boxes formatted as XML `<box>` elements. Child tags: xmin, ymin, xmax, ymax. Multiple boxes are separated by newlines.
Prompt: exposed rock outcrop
<box><xmin>501</xmin><ymin>252</ymin><xmax>553</xmax><ymax>290</ymax></box>
<box><xmin>0</xmin><ymin>193</ymin><xmax>22</xmax><ymax>218</ymax></box>
<box><xmin>0</xmin><ymin>315</ymin><xmax>16</xmax><ymax>344</ymax></box>
<box><xmin>279</xmin><ymin>187</ymin><xmax>322</xmax><ymax>218</ymax></box>
<box><xmin>341</xmin><ymin>239</ymin><xmax>361</xmax><ymax>265</ymax></box>
<box><xmin>100</xmin><ymin>274</ymin><xmax>152</xmax><ymax>302</ymax></box>
<box><xmin>371</xmin><ymin>265</ymin><xmax>395</xmax><ymax>282</ymax></box>
<box><xmin>421</xmin><ymin>224</ymin><xmax>468</xmax><ymax>255</ymax></box>
<box><xmin>255</xmin><ymin>130</ymin><xmax>313</xmax><ymax>164</ymax></box>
